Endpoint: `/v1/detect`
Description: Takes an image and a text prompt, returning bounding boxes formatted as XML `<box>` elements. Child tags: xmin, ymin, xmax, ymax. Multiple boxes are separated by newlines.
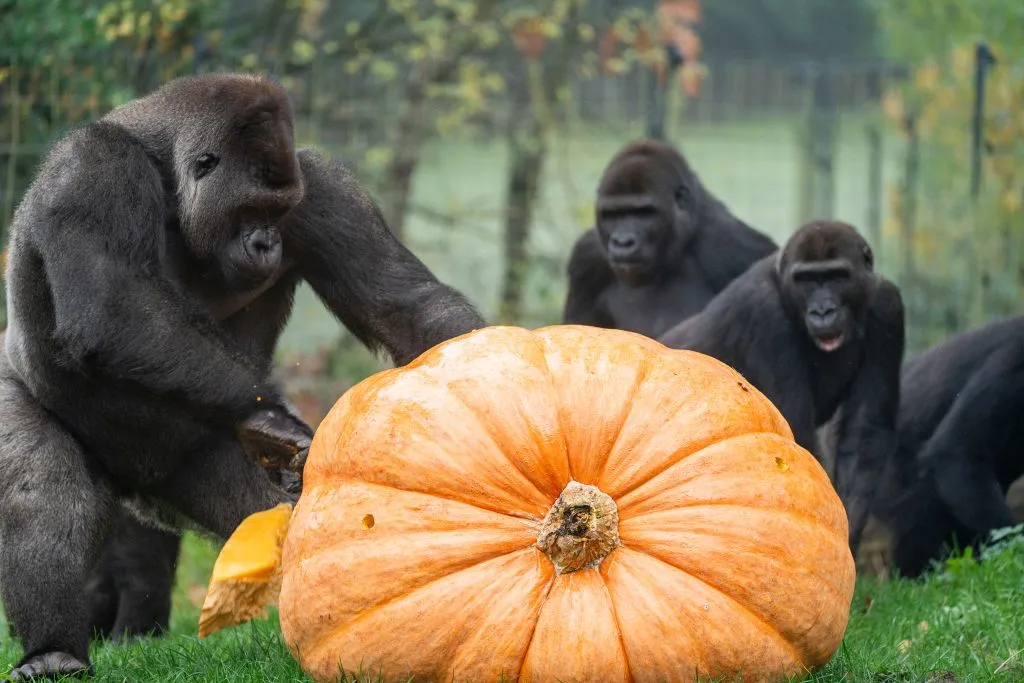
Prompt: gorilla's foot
<box><xmin>7</xmin><ymin>652</ymin><xmax>92</xmax><ymax>681</ymax></box>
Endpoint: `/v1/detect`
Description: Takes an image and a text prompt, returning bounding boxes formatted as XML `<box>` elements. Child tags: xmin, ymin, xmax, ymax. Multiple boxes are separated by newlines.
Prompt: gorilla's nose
<box><xmin>609</xmin><ymin>233</ymin><xmax>639</xmax><ymax>258</ymax></box>
<box><xmin>809</xmin><ymin>305</ymin><xmax>838</xmax><ymax>327</ymax></box>
<box><xmin>243</xmin><ymin>226</ymin><xmax>282</xmax><ymax>266</ymax></box>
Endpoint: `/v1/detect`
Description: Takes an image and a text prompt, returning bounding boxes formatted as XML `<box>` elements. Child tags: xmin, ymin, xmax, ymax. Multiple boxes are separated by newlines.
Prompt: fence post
<box><xmin>964</xmin><ymin>42</ymin><xmax>997</xmax><ymax>326</ymax></box>
<box><xmin>866</xmin><ymin>123</ymin><xmax>883</xmax><ymax>257</ymax></box>
<box><xmin>970</xmin><ymin>42</ymin><xmax>996</xmax><ymax>201</ymax></box>
<box><xmin>811</xmin><ymin>64</ymin><xmax>838</xmax><ymax>220</ymax></box>
<box><xmin>899</xmin><ymin>112</ymin><xmax>919</xmax><ymax>283</ymax></box>
<box><xmin>646</xmin><ymin>44</ymin><xmax>682</xmax><ymax>140</ymax></box>
<box><xmin>797</xmin><ymin>62</ymin><xmax>839</xmax><ymax>223</ymax></box>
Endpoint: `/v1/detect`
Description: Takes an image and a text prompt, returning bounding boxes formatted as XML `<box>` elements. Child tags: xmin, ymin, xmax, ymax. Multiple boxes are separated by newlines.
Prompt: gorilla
<box><xmin>660</xmin><ymin>220</ymin><xmax>905</xmax><ymax>553</ymax></box>
<box><xmin>562</xmin><ymin>140</ymin><xmax>778</xmax><ymax>338</ymax></box>
<box><xmin>0</xmin><ymin>72</ymin><xmax>484</xmax><ymax>680</ymax></box>
<box><xmin>874</xmin><ymin>314</ymin><xmax>1024</xmax><ymax>578</ymax></box>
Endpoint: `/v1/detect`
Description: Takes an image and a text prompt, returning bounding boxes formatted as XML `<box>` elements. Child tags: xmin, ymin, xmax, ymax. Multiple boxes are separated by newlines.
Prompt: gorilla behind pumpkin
<box><xmin>0</xmin><ymin>72</ymin><xmax>484</xmax><ymax>680</ymax></box>
<box><xmin>562</xmin><ymin>140</ymin><xmax>777</xmax><ymax>338</ymax></box>
<box><xmin>660</xmin><ymin>220</ymin><xmax>906</xmax><ymax>554</ymax></box>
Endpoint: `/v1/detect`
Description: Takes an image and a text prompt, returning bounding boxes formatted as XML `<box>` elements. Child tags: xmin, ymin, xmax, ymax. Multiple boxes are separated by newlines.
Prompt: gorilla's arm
<box><xmin>37</xmin><ymin>123</ymin><xmax>285</xmax><ymax>424</ymax></box>
<box><xmin>660</xmin><ymin>258</ymin><xmax>820</xmax><ymax>452</ymax></box>
<box><xmin>286</xmin><ymin>150</ymin><xmax>485</xmax><ymax>366</ymax></box>
<box><xmin>926</xmin><ymin>345</ymin><xmax>1021</xmax><ymax>534</ymax></box>
<box><xmin>694</xmin><ymin>199</ymin><xmax>778</xmax><ymax>291</ymax></box>
<box><xmin>562</xmin><ymin>229</ymin><xmax>615</xmax><ymax>327</ymax></box>
<box><xmin>831</xmin><ymin>281</ymin><xmax>905</xmax><ymax>550</ymax></box>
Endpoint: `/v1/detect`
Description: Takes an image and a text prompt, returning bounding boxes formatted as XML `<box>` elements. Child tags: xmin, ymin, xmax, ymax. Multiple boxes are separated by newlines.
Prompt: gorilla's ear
<box><xmin>673</xmin><ymin>184</ymin><xmax>691</xmax><ymax>208</ymax></box>
<box><xmin>673</xmin><ymin>180</ymin><xmax>698</xmax><ymax>213</ymax></box>
<box><xmin>862</xmin><ymin>243</ymin><xmax>875</xmax><ymax>270</ymax></box>
<box><xmin>774</xmin><ymin>247</ymin><xmax>787</xmax><ymax>277</ymax></box>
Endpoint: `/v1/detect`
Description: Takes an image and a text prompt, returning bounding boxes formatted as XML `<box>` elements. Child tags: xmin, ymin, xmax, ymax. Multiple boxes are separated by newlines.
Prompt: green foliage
<box><xmin>323</xmin><ymin>0</ymin><xmax>656</xmax><ymax>146</ymax></box>
<box><xmin>0</xmin><ymin>0</ymin><xmax>223</xmax><ymax>69</ymax></box>
<box><xmin>876</xmin><ymin>0</ymin><xmax>1024</xmax><ymax>63</ymax></box>
<box><xmin>0</xmin><ymin>0</ymin><xmax>225</xmax><ymax>130</ymax></box>
<box><xmin>876</xmin><ymin>3</ymin><xmax>1024</xmax><ymax>346</ymax></box>
<box><xmin>0</xmin><ymin>1</ymin><xmax>104</xmax><ymax>64</ymax></box>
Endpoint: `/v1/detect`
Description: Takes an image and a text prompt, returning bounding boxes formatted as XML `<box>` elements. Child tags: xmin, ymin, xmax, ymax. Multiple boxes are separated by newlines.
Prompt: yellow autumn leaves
<box><xmin>98</xmin><ymin>1</ymin><xmax>193</xmax><ymax>45</ymax></box>
<box><xmin>883</xmin><ymin>43</ymin><xmax>1024</xmax><ymax>216</ymax></box>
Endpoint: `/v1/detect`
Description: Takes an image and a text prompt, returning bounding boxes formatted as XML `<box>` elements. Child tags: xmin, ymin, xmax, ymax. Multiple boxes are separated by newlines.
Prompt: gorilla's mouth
<box><xmin>815</xmin><ymin>333</ymin><xmax>845</xmax><ymax>352</ymax></box>
<box><xmin>611</xmin><ymin>260</ymin><xmax>650</xmax><ymax>280</ymax></box>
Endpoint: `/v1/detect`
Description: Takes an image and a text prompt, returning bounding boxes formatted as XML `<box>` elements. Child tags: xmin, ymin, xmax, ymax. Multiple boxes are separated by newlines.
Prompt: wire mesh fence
<box><xmin>1</xmin><ymin>55</ymin><xmax>1019</xmax><ymax>354</ymax></box>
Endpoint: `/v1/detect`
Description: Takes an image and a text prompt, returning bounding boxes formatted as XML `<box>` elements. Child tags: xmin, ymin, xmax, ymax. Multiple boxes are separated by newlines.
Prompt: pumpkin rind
<box><xmin>278</xmin><ymin>325</ymin><xmax>855</xmax><ymax>683</ymax></box>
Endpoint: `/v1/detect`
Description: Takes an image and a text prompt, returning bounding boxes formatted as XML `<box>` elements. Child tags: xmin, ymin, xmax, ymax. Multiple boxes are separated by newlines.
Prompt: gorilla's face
<box><xmin>777</xmin><ymin>221</ymin><xmax>876</xmax><ymax>354</ymax></box>
<box><xmin>595</xmin><ymin>149</ymin><xmax>699</xmax><ymax>286</ymax></box>
<box><xmin>171</xmin><ymin>77</ymin><xmax>305</xmax><ymax>291</ymax></box>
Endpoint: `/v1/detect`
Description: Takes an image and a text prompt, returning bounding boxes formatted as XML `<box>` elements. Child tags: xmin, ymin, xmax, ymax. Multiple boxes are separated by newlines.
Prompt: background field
<box><xmin>281</xmin><ymin>114</ymin><xmax>901</xmax><ymax>359</ymax></box>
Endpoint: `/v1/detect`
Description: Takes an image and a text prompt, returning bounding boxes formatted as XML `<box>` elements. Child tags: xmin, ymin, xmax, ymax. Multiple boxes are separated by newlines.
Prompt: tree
<box><xmin>375</xmin><ymin>0</ymin><xmax>502</xmax><ymax>241</ymax></box>
<box><xmin>497</xmin><ymin>1</ymin><xmax>694</xmax><ymax>323</ymax></box>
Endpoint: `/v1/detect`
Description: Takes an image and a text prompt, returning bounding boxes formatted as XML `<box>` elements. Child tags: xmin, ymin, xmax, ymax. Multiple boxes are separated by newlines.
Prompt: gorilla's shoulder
<box><xmin>566</xmin><ymin>228</ymin><xmax>611</xmax><ymax>278</ymax></box>
<box><xmin>567</xmin><ymin>228</ymin><xmax>602</xmax><ymax>260</ymax></box>
<box><xmin>872</xmin><ymin>277</ymin><xmax>905</xmax><ymax>324</ymax></box>
<box><xmin>22</xmin><ymin>122</ymin><xmax>163</xmax><ymax>227</ymax></box>
<box><xmin>47</xmin><ymin>121</ymin><xmax>145</xmax><ymax>166</ymax></box>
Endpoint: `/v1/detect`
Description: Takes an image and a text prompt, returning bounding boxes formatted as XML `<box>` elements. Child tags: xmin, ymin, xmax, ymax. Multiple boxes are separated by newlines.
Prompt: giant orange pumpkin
<box><xmin>209</xmin><ymin>325</ymin><xmax>856</xmax><ymax>682</ymax></box>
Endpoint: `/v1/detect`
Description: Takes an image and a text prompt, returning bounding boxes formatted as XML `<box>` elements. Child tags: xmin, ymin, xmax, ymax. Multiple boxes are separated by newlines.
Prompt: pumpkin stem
<box><xmin>536</xmin><ymin>481</ymin><xmax>620</xmax><ymax>574</ymax></box>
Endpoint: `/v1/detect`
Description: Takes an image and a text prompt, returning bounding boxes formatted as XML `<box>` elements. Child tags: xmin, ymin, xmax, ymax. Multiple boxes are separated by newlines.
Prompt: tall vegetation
<box><xmin>877</xmin><ymin>0</ymin><xmax>1024</xmax><ymax>347</ymax></box>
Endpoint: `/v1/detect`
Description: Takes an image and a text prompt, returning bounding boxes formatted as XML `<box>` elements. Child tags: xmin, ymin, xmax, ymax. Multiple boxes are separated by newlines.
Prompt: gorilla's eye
<box><xmin>863</xmin><ymin>245</ymin><xmax>874</xmax><ymax>269</ymax></box>
<box><xmin>674</xmin><ymin>185</ymin><xmax>693</xmax><ymax>207</ymax></box>
<box><xmin>193</xmin><ymin>153</ymin><xmax>220</xmax><ymax>181</ymax></box>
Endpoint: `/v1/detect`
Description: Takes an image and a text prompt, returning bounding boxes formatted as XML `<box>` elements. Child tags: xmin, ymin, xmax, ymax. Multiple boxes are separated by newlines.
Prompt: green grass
<box><xmin>3</xmin><ymin>531</ymin><xmax>1023</xmax><ymax>682</ymax></box>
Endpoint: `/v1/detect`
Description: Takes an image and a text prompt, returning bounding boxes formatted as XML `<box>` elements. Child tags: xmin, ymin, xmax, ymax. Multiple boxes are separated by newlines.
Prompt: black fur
<box><xmin>84</xmin><ymin>510</ymin><xmax>181</xmax><ymax>642</ymax></box>
<box><xmin>0</xmin><ymin>73</ymin><xmax>484</xmax><ymax>679</ymax></box>
<box><xmin>659</xmin><ymin>221</ymin><xmax>906</xmax><ymax>553</ymax></box>
<box><xmin>562</xmin><ymin>140</ymin><xmax>777</xmax><ymax>338</ymax></box>
<box><xmin>875</xmin><ymin>315</ymin><xmax>1024</xmax><ymax>578</ymax></box>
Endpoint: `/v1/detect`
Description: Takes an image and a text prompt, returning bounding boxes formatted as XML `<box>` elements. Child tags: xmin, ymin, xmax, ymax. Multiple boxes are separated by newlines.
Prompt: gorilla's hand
<box><xmin>267</xmin><ymin>468</ymin><xmax>305</xmax><ymax>500</ymax></box>
<box><xmin>237</xmin><ymin>404</ymin><xmax>313</xmax><ymax>473</ymax></box>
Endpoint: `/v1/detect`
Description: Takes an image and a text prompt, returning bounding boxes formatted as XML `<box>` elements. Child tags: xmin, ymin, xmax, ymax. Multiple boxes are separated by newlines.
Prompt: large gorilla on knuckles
<box><xmin>660</xmin><ymin>221</ymin><xmax>906</xmax><ymax>553</ymax></box>
<box><xmin>562</xmin><ymin>140</ymin><xmax>778</xmax><ymax>338</ymax></box>
<box><xmin>0</xmin><ymin>73</ymin><xmax>485</xmax><ymax>680</ymax></box>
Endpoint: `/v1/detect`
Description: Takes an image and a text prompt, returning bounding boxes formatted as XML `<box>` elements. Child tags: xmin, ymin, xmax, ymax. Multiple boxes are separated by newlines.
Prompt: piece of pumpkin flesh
<box><xmin>198</xmin><ymin>502</ymin><xmax>294</xmax><ymax>638</ymax></box>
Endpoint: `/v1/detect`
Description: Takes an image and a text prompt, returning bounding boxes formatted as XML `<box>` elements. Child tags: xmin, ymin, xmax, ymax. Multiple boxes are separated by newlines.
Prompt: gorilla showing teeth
<box><xmin>660</xmin><ymin>220</ymin><xmax>906</xmax><ymax>554</ymax></box>
<box><xmin>0</xmin><ymin>72</ymin><xmax>484</xmax><ymax>680</ymax></box>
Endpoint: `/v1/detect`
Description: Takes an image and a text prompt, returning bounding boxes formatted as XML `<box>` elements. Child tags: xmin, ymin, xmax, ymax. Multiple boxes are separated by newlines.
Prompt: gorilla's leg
<box><xmin>885</xmin><ymin>471</ymin><xmax>985</xmax><ymax>579</ymax></box>
<box><xmin>110</xmin><ymin>522</ymin><xmax>181</xmax><ymax>641</ymax></box>
<box><xmin>83</xmin><ymin>559</ymin><xmax>119</xmax><ymax>640</ymax></box>
<box><xmin>86</xmin><ymin>511</ymin><xmax>182</xmax><ymax>642</ymax></box>
<box><xmin>889</xmin><ymin>488</ymin><xmax>958</xmax><ymax>579</ymax></box>
<box><xmin>0</xmin><ymin>375</ymin><xmax>114</xmax><ymax>680</ymax></box>
<box><xmin>928</xmin><ymin>360</ymin><xmax>1020</xmax><ymax>534</ymax></box>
